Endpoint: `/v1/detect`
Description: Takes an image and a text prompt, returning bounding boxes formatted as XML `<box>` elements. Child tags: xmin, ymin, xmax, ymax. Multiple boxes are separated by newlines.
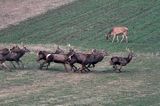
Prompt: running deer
<box><xmin>68</xmin><ymin>49</ymin><xmax>108</xmax><ymax>73</ymax></box>
<box><xmin>109</xmin><ymin>48</ymin><xmax>135</xmax><ymax>72</ymax></box>
<box><xmin>37</xmin><ymin>46</ymin><xmax>65</xmax><ymax>69</ymax></box>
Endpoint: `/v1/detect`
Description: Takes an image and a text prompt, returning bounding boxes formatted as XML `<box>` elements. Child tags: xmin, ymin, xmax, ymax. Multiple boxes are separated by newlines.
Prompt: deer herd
<box><xmin>0</xmin><ymin>26</ymin><xmax>134</xmax><ymax>73</ymax></box>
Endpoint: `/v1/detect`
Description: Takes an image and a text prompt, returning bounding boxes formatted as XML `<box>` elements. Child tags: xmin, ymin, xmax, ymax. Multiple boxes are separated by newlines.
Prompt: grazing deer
<box><xmin>105</xmin><ymin>26</ymin><xmax>128</xmax><ymax>43</ymax></box>
<box><xmin>37</xmin><ymin>46</ymin><xmax>65</xmax><ymax>69</ymax></box>
<box><xmin>109</xmin><ymin>48</ymin><xmax>135</xmax><ymax>72</ymax></box>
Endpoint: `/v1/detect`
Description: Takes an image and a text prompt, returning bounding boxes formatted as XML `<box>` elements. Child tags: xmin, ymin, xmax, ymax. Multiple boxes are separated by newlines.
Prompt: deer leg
<box><xmin>2</xmin><ymin>63</ymin><xmax>11</xmax><ymax>71</ymax></box>
<box><xmin>116</xmin><ymin>36</ymin><xmax>119</xmax><ymax>42</ymax></box>
<box><xmin>125</xmin><ymin>35</ymin><xmax>128</xmax><ymax>43</ymax></box>
<box><xmin>118</xmin><ymin>65</ymin><xmax>122</xmax><ymax>72</ymax></box>
<box><xmin>112</xmin><ymin>35</ymin><xmax>116</xmax><ymax>43</ymax></box>
<box><xmin>120</xmin><ymin>35</ymin><xmax>125</xmax><ymax>43</ymax></box>
<box><xmin>10</xmin><ymin>61</ymin><xmax>16</xmax><ymax>68</ymax></box>
<box><xmin>113</xmin><ymin>65</ymin><xmax>117</xmax><ymax>71</ymax></box>
<box><xmin>79</xmin><ymin>65</ymin><xmax>85</xmax><ymax>73</ymax></box>
<box><xmin>15</xmin><ymin>61</ymin><xmax>21</xmax><ymax>69</ymax></box>
<box><xmin>64</xmin><ymin>64</ymin><xmax>68</xmax><ymax>72</ymax></box>
<box><xmin>19</xmin><ymin>60</ymin><xmax>24</xmax><ymax>68</ymax></box>
<box><xmin>46</xmin><ymin>62</ymin><xmax>50</xmax><ymax>70</ymax></box>
<box><xmin>87</xmin><ymin>64</ymin><xmax>95</xmax><ymax>68</ymax></box>
<box><xmin>71</xmin><ymin>64</ymin><xmax>77</xmax><ymax>72</ymax></box>
<box><xmin>39</xmin><ymin>61</ymin><xmax>46</xmax><ymax>69</ymax></box>
<box><xmin>85</xmin><ymin>66</ymin><xmax>91</xmax><ymax>72</ymax></box>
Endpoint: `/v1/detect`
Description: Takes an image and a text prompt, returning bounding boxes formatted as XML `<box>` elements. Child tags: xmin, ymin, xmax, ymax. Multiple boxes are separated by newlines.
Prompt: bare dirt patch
<box><xmin>0</xmin><ymin>0</ymin><xmax>75</xmax><ymax>29</ymax></box>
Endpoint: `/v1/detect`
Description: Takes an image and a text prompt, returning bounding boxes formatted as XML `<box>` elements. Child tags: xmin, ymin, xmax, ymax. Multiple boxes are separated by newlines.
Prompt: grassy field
<box><xmin>0</xmin><ymin>0</ymin><xmax>160</xmax><ymax>105</ymax></box>
<box><xmin>0</xmin><ymin>0</ymin><xmax>160</xmax><ymax>52</ymax></box>
<box><xmin>0</xmin><ymin>53</ymin><xmax>160</xmax><ymax>106</ymax></box>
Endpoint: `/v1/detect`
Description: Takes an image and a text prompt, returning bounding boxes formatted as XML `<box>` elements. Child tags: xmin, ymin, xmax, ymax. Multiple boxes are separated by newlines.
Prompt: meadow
<box><xmin>0</xmin><ymin>0</ymin><xmax>160</xmax><ymax>105</ymax></box>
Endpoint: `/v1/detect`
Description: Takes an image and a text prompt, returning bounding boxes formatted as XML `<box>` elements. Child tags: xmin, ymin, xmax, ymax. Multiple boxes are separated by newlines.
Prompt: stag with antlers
<box><xmin>109</xmin><ymin>48</ymin><xmax>135</xmax><ymax>72</ymax></box>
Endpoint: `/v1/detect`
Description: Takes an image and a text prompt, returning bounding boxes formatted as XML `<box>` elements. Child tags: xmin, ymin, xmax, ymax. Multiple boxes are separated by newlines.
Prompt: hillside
<box><xmin>0</xmin><ymin>0</ymin><xmax>160</xmax><ymax>52</ymax></box>
<box><xmin>0</xmin><ymin>0</ymin><xmax>160</xmax><ymax>105</ymax></box>
<box><xmin>0</xmin><ymin>0</ymin><xmax>75</xmax><ymax>29</ymax></box>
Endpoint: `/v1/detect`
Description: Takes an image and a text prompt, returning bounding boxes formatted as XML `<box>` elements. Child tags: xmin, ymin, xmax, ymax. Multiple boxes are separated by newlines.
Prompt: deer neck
<box><xmin>16</xmin><ymin>50</ymin><xmax>25</xmax><ymax>57</ymax></box>
<box><xmin>126</xmin><ymin>53</ymin><xmax>133</xmax><ymax>63</ymax></box>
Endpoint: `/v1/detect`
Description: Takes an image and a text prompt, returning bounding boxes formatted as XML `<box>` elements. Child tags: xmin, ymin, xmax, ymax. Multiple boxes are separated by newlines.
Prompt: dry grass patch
<box><xmin>0</xmin><ymin>70</ymin><xmax>93</xmax><ymax>99</ymax></box>
<box><xmin>0</xmin><ymin>0</ymin><xmax>75</xmax><ymax>29</ymax></box>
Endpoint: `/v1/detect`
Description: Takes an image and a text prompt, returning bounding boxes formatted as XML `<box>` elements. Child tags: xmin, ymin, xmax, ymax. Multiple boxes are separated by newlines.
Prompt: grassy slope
<box><xmin>0</xmin><ymin>0</ymin><xmax>160</xmax><ymax>52</ymax></box>
<box><xmin>0</xmin><ymin>54</ymin><xmax>160</xmax><ymax>106</ymax></box>
<box><xmin>0</xmin><ymin>0</ymin><xmax>160</xmax><ymax>105</ymax></box>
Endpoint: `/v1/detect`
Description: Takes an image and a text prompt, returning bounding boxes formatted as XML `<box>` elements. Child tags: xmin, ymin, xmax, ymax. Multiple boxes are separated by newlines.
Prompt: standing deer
<box><xmin>109</xmin><ymin>48</ymin><xmax>135</xmax><ymax>72</ymax></box>
<box><xmin>105</xmin><ymin>26</ymin><xmax>128</xmax><ymax>43</ymax></box>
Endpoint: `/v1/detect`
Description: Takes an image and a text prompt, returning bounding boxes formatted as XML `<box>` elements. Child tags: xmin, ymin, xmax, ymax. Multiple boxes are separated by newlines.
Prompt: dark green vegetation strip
<box><xmin>0</xmin><ymin>0</ymin><xmax>160</xmax><ymax>52</ymax></box>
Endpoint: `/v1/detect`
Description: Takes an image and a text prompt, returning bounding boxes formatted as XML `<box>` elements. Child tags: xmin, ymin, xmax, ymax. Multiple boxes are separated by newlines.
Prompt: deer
<box><xmin>6</xmin><ymin>46</ymin><xmax>30</xmax><ymax>68</ymax></box>
<box><xmin>105</xmin><ymin>26</ymin><xmax>128</xmax><ymax>43</ymax></box>
<box><xmin>0</xmin><ymin>48</ymin><xmax>11</xmax><ymax>71</ymax></box>
<box><xmin>68</xmin><ymin>49</ymin><xmax>108</xmax><ymax>73</ymax></box>
<box><xmin>39</xmin><ymin>48</ymin><xmax>75</xmax><ymax>72</ymax></box>
<box><xmin>37</xmin><ymin>46</ymin><xmax>65</xmax><ymax>69</ymax></box>
<box><xmin>87</xmin><ymin>49</ymin><xmax>109</xmax><ymax>68</ymax></box>
<box><xmin>109</xmin><ymin>48</ymin><xmax>135</xmax><ymax>72</ymax></box>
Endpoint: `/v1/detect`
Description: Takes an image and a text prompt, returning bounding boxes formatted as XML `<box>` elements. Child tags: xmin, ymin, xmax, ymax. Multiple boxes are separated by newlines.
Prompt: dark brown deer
<box><xmin>37</xmin><ymin>46</ymin><xmax>65</xmax><ymax>69</ymax></box>
<box><xmin>109</xmin><ymin>49</ymin><xmax>135</xmax><ymax>72</ymax></box>
<box><xmin>105</xmin><ymin>26</ymin><xmax>128</xmax><ymax>43</ymax></box>
<box><xmin>0</xmin><ymin>48</ymin><xmax>11</xmax><ymax>71</ymax></box>
<box><xmin>87</xmin><ymin>49</ymin><xmax>109</xmax><ymax>68</ymax></box>
<box><xmin>39</xmin><ymin>48</ymin><xmax>74</xmax><ymax>71</ymax></box>
<box><xmin>68</xmin><ymin>49</ymin><xmax>108</xmax><ymax>73</ymax></box>
<box><xmin>5</xmin><ymin>46</ymin><xmax>30</xmax><ymax>68</ymax></box>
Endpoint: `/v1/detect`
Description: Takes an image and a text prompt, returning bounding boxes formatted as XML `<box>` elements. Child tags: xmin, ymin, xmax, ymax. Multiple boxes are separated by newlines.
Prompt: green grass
<box><xmin>0</xmin><ymin>0</ymin><xmax>160</xmax><ymax>52</ymax></box>
<box><xmin>0</xmin><ymin>0</ymin><xmax>160</xmax><ymax>105</ymax></box>
<box><xmin>0</xmin><ymin>54</ymin><xmax>160</xmax><ymax>106</ymax></box>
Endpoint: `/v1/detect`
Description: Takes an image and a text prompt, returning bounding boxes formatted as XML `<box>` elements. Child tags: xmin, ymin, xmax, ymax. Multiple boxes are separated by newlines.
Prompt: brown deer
<box><xmin>87</xmin><ymin>49</ymin><xmax>109</xmax><ymax>68</ymax></box>
<box><xmin>37</xmin><ymin>46</ymin><xmax>65</xmax><ymax>69</ymax></box>
<box><xmin>105</xmin><ymin>26</ymin><xmax>128</xmax><ymax>43</ymax></box>
<box><xmin>39</xmin><ymin>48</ymin><xmax>74</xmax><ymax>71</ymax></box>
<box><xmin>109</xmin><ymin>48</ymin><xmax>135</xmax><ymax>72</ymax></box>
<box><xmin>0</xmin><ymin>48</ymin><xmax>11</xmax><ymax>71</ymax></box>
<box><xmin>68</xmin><ymin>49</ymin><xmax>108</xmax><ymax>73</ymax></box>
<box><xmin>6</xmin><ymin>46</ymin><xmax>30</xmax><ymax>68</ymax></box>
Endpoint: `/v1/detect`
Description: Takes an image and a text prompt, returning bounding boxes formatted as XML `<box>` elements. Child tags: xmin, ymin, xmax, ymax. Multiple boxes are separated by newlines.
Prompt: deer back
<box><xmin>0</xmin><ymin>48</ymin><xmax>10</xmax><ymax>56</ymax></box>
<box><xmin>111</xmin><ymin>26</ymin><xmax>128</xmax><ymax>35</ymax></box>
